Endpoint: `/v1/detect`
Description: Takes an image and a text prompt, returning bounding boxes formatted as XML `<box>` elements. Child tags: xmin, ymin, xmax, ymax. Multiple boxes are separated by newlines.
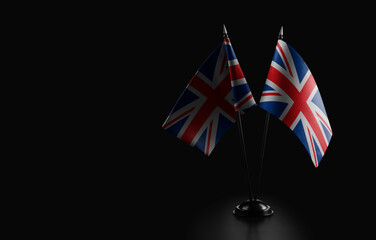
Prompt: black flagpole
<box><xmin>232</xmin><ymin>26</ymin><xmax>285</xmax><ymax>218</ymax></box>
<box><xmin>223</xmin><ymin>25</ymin><xmax>254</xmax><ymax>203</ymax></box>
<box><xmin>254</xmin><ymin>26</ymin><xmax>283</xmax><ymax>200</ymax></box>
<box><xmin>236</xmin><ymin>111</ymin><xmax>254</xmax><ymax>202</ymax></box>
<box><xmin>254</xmin><ymin>112</ymin><xmax>270</xmax><ymax>200</ymax></box>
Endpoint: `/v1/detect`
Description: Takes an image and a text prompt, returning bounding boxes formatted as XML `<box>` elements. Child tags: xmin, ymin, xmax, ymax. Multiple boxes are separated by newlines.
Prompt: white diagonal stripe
<box><xmin>230</xmin><ymin>78</ymin><xmax>247</xmax><ymax>87</ymax></box>
<box><xmin>228</xmin><ymin>59</ymin><xmax>239</xmax><ymax>66</ymax></box>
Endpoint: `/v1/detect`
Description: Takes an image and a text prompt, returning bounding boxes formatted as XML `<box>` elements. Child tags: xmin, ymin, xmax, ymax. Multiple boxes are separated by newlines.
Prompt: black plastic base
<box><xmin>233</xmin><ymin>199</ymin><xmax>274</xmax><ymax>217</ymax></box>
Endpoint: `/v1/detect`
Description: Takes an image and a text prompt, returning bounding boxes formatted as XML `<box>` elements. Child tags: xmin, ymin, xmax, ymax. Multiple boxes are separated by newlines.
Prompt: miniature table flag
<box><xmin>162</xmin><ymin>26</ymin><xmax>256</xmax><ymax>156</ymax></box>
<box><xmin>259</xmin><ymin>39</ymin><xmax>333</xmax><ymax>167</ymax></box>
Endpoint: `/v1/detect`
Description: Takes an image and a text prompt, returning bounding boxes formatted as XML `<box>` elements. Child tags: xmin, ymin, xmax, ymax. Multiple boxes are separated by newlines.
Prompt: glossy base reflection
<box><xmin>233</xmin><ymin>198</ymin><xmax>274</xmax><ymax>217</ymax></box>
<box><xmin>186</xmin><ymin>195</ymin><xmax>314</xmax><ymax>240</ymax></box>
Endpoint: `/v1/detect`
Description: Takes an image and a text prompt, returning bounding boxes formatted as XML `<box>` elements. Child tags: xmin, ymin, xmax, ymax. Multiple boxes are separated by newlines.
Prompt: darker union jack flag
<box><xmin>162</xmin><ymin>35</ymin><xmax>256</xmax><ymax>156</ymax></box>
<box><xmin>259</xmin><ymin>40</ymin><xmax>333</xmax><ymax>167</ymax></box>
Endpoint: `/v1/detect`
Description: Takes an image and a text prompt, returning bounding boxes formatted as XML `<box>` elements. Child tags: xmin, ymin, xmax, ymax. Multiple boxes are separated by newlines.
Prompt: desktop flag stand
<box><xmin>163</xmin><ymin>25</ymin><xmax>332</xmax><ymax>217</ymax></box>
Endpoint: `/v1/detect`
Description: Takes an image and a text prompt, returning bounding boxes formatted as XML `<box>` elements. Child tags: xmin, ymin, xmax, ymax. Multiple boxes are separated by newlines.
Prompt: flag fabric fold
<box><xmin>259</xmin><ymin>40</ymin><xmax>332</xmax><ymax>167</ymax></box>
<box><xmin>224</xmin><ymin>37</ymin><xmax>256</xmax><ymax>113</ymax></box>
<box><xmin>162</xmin><ymin>35</ymin><xmax>256</xmax><ymax>156</ymax></box>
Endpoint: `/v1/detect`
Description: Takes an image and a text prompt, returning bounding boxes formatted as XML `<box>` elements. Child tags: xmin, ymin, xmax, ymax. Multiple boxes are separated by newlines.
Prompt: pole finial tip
<box><xmin>278</xmin><ymin>26</ymin><xmax>283</xmax><ymax>40</ymax></box>
<box><xmin>223</xmin><ymin>24</ymin><xmax>228</xmax><ymax>38</ymax></box>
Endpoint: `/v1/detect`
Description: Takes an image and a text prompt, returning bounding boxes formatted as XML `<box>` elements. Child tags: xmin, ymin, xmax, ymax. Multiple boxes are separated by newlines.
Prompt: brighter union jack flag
<box><xmin>259</xmin><ymin>40</ymin><xmax>332</xmax><ymax>167</ymax></box>
<box><xmin>162</xmin><ymin>32</ymin><xmax>256</xmax><ymax>156</ymax></box>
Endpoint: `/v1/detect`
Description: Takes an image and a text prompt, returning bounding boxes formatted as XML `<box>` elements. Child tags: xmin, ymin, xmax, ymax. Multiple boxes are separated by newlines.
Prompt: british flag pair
<box><xmin>162</xmin><ymin>27</ymin><xmax>332</xmax><ymax>167</ymax></box>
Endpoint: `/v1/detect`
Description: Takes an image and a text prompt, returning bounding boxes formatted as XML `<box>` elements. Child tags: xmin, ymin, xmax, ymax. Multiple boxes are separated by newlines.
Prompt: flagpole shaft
<box><xmin>253</xmin><ymin>26</ymin><xmax>282</xmax><ymax>200</ymax></box>
<box><xmin>236</xmin><ymin>111</ymin><xmax>254</xmax><ymax>201</ymax></box>
<box><xmin>254</xmin><ymin>111</ymin><xmax>270</xmax><ymax>200</ymax></box>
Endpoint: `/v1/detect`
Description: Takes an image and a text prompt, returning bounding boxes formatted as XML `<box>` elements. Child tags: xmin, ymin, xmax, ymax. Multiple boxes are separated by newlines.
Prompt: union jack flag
<box><xmin>162</xmin><ymin>34</ymin><xmax>256</xmax><ymax>156</ymax></box>
<box><xmin>259</xmin><ymin>40</ymin><xmax>333</xmax><ymax>167</ymax></box>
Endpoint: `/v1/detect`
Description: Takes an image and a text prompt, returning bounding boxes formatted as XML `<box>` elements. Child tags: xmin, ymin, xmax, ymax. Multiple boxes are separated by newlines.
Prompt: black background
<box><xmin>57</xmin><ymin>4</ymin><xmax>375</xmax><ymax>240</ymax></box>
<box><xmin>120</xmin><ymin>11</ymin><xmax>373</xmax><ymax>240</ymax></box>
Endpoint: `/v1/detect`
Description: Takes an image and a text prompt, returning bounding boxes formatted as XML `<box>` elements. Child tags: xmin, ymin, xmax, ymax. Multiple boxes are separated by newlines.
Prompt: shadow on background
<box><xmin>185</xmin><ymin>194</ymin><xmax>314</xmax><ymax>240</ymax></box>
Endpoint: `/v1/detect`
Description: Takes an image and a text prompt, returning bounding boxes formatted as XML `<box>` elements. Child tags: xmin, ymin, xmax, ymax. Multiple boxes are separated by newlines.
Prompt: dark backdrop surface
<box><xmin>84</xmin><ymin>5</ymin><xmax>374</xmax><ymax>240</ymax></box>
<box><xmin>127</xmin><ymin>25</ymin><xmax>372</xmax><ymax>240</ymax></box>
